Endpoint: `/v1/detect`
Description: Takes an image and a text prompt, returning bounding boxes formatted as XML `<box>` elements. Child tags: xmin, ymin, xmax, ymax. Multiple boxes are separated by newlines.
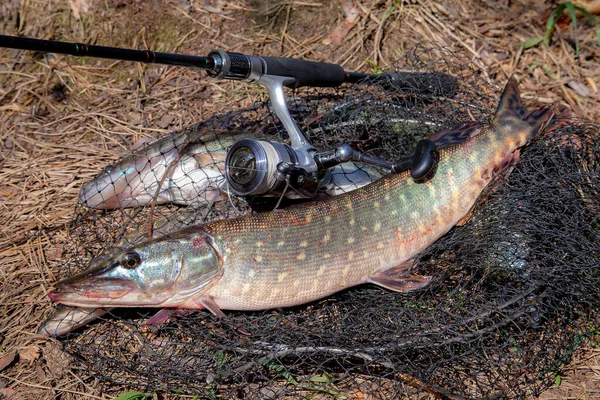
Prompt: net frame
<box><xmin>43</xmin><ymin>43</ymin><xmax>599</xmax><ymax>399</ymax></box>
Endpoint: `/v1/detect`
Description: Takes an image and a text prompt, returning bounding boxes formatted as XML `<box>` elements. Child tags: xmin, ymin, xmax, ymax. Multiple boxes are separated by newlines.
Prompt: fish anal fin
<box><xmin>368</xmin><ymin>260</ymin><xmax>431</xmax><ymax>292</ymax></box>
<box><xmin>429</xmin><ymin>121</ymin><xmax>484</xmax><ymax>148</ymax></box>
<box><xmin>493</xmin><ymin>149</ymin><xmax>521</xmax><ymax>175</ymax></box>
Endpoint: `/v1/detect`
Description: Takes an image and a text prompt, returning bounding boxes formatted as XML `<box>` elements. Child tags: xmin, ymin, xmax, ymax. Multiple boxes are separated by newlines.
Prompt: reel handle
<box><xmin>314</xmin><ymin>139</ymin><xmax>439</xmax><ymax>182</ymax></box>
<box><xmin>392</xmin><ymin>139</ymin><xmax>438</xmax><ymax>181</ymax></box>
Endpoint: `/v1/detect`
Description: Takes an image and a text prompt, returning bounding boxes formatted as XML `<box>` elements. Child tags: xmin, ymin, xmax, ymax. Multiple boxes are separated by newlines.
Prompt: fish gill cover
<box><xmin>50</xmin><ymin>44</ymin><xmax>599</xmax><ymax>398</ymax></box>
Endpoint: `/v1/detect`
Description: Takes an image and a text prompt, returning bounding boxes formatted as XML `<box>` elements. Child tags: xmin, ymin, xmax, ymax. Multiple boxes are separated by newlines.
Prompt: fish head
<box><xmin>49</xmin><ymin>231</ymin><xmax>222</xmax><ymax>308</ymax></box>
<box><xmin>78</xmin><ymin>134</ymin><xmax>187</xmax><ymax>209</ymax></box>
<box><xmin>78</xmin><ymin>147</ymin><xmax>182</xmax><ymax>209</ymax></box>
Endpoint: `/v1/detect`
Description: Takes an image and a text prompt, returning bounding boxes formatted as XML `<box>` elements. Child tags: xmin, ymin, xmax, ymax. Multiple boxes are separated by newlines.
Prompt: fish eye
<box><xmin>122</xmin><ymin>252</ymin><xmax>141</xmax><ymax>269</ymax></box>
<box><xmin>103</xmin><ymin>165</ymin><xmax>113</xmax><ymax>173</ymax></box>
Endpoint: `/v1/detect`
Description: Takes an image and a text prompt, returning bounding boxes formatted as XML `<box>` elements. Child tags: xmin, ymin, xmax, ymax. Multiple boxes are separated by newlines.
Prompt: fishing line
<box><xmin>273</xmin><ymin>179</ymin><xmax>291</xmax><ymax>210</ymax></box>
<box><xmin>226</xmin><ymin>181</ymin><xmax>243</xmax><ymax>216</ymax></box>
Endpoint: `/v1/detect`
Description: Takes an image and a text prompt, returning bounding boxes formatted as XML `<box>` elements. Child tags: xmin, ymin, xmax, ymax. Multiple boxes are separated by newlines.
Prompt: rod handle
<box><xmin>261</xmin><ymin>56</ymin><xmax>346</xmax><ymax>88</ymax></box>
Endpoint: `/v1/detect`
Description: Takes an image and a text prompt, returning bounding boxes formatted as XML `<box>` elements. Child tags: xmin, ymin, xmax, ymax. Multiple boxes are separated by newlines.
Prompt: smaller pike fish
<box><xmin>79</xmin><ymin>131</ymin><xmax>240</xmax><ymax>209</ymax></box>
<box><xmin>79</xmin><ymin>131</ymin><xmax>384</xmax><ymax>209</ymax></box>
<box><xmin>50</xmin><ymin>78</ymin><xmax>553</xmax><ymax>325</ymax></box>
<box><xmin>38</xmin><ymin>306</ymin><xmax>109</xmax><ymax>336</ymax></box>
<box><xmin>320</xmin><ymin>162</ymin><xmax>383</xmax><ymax>196</ymax></box>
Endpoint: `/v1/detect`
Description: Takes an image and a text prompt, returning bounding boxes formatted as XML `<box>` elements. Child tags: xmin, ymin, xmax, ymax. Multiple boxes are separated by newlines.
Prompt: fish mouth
<box><xmin>48</xmin><ymin>278</ymin><xmax>135</xmax><ymax>306</ymax></box>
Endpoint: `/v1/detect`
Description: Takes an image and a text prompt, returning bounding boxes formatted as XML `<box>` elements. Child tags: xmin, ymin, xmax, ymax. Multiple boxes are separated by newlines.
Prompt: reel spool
<box><xmin>225</xmin><ymin>138</ymin><xmax>318</xmax><ymax>198</ymax></box>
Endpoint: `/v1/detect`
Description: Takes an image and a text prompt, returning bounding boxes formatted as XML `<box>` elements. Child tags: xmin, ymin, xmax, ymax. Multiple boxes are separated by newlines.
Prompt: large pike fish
<box><xmin>49</xmin><ymin>78</ymin><xmax>553</xmax><ymax>319</ymax></box>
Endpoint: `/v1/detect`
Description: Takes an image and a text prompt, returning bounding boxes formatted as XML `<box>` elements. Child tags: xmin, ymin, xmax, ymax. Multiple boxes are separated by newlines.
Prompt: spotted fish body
<box><xmin>49</xmin><ymin>78</ymin><xmax>553</xmax><ymax>317</ymax></box>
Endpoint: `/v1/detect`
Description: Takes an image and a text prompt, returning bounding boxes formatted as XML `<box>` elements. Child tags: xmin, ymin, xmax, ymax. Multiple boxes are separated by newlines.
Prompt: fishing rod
<box><xmin>0</xmin><ymin>34</ymin><xmax>450</xmax><ymax>198</ymax></box>
<box><xmin>0</xmin><ymin>35</ymin><xmax>457</xmax><ymax>91</ymax></box>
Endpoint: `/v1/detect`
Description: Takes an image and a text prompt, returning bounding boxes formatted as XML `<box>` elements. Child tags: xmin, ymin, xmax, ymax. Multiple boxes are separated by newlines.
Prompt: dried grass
<box><xmin>0</xmin><ymin>0</ymin><xmax>598</xmax><ymax>398</ymax></box>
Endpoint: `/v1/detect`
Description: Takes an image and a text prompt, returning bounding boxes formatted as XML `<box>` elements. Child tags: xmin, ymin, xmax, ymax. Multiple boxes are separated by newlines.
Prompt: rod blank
<box><xmin>0</xmin><ymin>35</ymin><xmax>215</xmax><ymax>69</ymax></box>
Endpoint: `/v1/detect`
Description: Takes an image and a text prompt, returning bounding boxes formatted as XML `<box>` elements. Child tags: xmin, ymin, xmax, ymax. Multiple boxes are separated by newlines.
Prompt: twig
<box><xmin>230</xmin><ymin>342</ymin><xmax>461</xmax><ymax>398</ymax></box>
<box><xmin>0</xmin><ymin>374</ymin><xmax>109</xmax><ymax>400</ymax></box>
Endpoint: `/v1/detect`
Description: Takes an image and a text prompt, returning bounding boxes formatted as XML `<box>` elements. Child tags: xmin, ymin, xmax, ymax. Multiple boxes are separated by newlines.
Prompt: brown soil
<box><xmin>0</xmin><ymin>0</ymin><xmax>598</xmax><ymax>399</ymax></box>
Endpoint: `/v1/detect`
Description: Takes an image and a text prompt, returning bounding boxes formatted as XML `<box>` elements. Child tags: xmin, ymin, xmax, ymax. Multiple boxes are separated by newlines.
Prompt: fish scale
<box><xmin>48</xmin><ymin>78</ymin><xmax>554</xmax><ymax>320</ymax></box>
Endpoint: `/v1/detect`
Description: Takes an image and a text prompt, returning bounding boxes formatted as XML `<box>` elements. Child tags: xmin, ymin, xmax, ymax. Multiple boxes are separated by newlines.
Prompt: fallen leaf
<box><xmin>157</xmin><ymin>114</ymin><xmax>175</xmax><ymax>129</ymax></box>
<box><xmin>0</xmin><ymin>353</ymin><xmax>16</xmax><ymax>372</ymax></box>
<box><xmin>573</xmin><ymin>0</ymin><xmax>600</xmax><ymax>15</ymax></box>
<box><xmin>0</xmin><ymin>388</ymin><xmax>15</xmax><ymax>398</ymax></box>
<box><xmin>521</xmin><ymin>80</ymin><xmax>538</xmax><ymax>91</ymax></box>
<box><xmin>323</xmin><ymin>0</ymin><xmax>360</xmax><ymax>45</ymax></box>
<box><xmin>44</xmin><ymin>343</ymin><xmax>71</xmax><ymax>379</ymax></box>
<box><xmin>19</xmin><ymin>346</ymin><xmax>40</xmax><ymax>364</ymax></box>
<box><xmin>204</xmin><ymin>5</ymin><xmax>223</xmax><ymax>13</ymax></box>
<box><xmin>49</xmin><ymin>243</ymin><xmax>63</xmax><ymax>262</ymax></box>
<box><xmin>69</xmin><ymin>0</ymin><xmax>89</xmax><ymax>20</ymax></box>
<box><xmin>35</xmin><ymin>364</ymin><xmax>46</xmax><ymax>383</ymax></box>
<box><xmin>129</xmin><ymin>112</ymin><xmax>142</xmax><ymax>126</ymax></box>
<box><xmin>567</xmin><ymin>80</ymin><xmax>591</xmax><ymax>97</ymax></box>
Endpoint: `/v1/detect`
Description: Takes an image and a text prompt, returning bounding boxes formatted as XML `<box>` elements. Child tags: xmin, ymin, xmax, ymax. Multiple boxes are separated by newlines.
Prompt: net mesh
<box><xmin>46</xmin><ymin>44</ymin><xmax>600</xmax><ymax>399</ymax></box>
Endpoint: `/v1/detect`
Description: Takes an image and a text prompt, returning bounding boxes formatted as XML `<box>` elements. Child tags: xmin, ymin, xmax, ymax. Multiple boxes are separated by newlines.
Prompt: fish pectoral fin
<box><xmin>195</xmin><ymin>152</ymin><xmax>227</xmax><ymax>166</ymax></box>
<box><xmin>144</xmin><ymin>298</ymin><xmax>224</xmax><ymax>325</ymax></box>
<box><xmin>196</xmin><ymin>297</ymin><xmax>255</xmax><ymax>336</ymax></box>
<box><xmin>368</xmin><ymin>261</ymin><xmax>432</xmax><ymax>293</ymax></box>
<box><xmin>197</xmin><ymin>296</ymin><xmax>226</xmax><ymax>318</ymax></box>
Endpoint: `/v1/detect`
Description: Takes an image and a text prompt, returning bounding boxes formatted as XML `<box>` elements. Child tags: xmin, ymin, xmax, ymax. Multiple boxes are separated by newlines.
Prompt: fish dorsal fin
<box><xmin>428</xmin><ymin>121</ymin><xmax>484</xmax><ymax>148</ymax></box>
<box><xmin>492</xmin><ymin>76</ymin><xmax>526</xmax><ymax>123</ymax></box>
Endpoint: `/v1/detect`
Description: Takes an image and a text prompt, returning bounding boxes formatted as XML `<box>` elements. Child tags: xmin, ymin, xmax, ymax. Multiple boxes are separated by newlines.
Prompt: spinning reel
<box><xmin>207</xmin><ymin>49</ymin><xmax>445</xmax><ymax>198</ymax></box>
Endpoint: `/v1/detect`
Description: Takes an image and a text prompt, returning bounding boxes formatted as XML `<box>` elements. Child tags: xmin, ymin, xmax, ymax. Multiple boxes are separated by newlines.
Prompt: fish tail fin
<box><xmin>525</xmin><ymin>106</ymin><xmax>556</xmax><ymax>135</ymax></box>
<box><xmin>492</xmin><ymin>76</ymin><xmax>555</xmax><ymax>136</ymax></box>
<box><xmin>492</xmin><ymin>76</ymin><xmax>523</xmax><ymax>123</ymax></box>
